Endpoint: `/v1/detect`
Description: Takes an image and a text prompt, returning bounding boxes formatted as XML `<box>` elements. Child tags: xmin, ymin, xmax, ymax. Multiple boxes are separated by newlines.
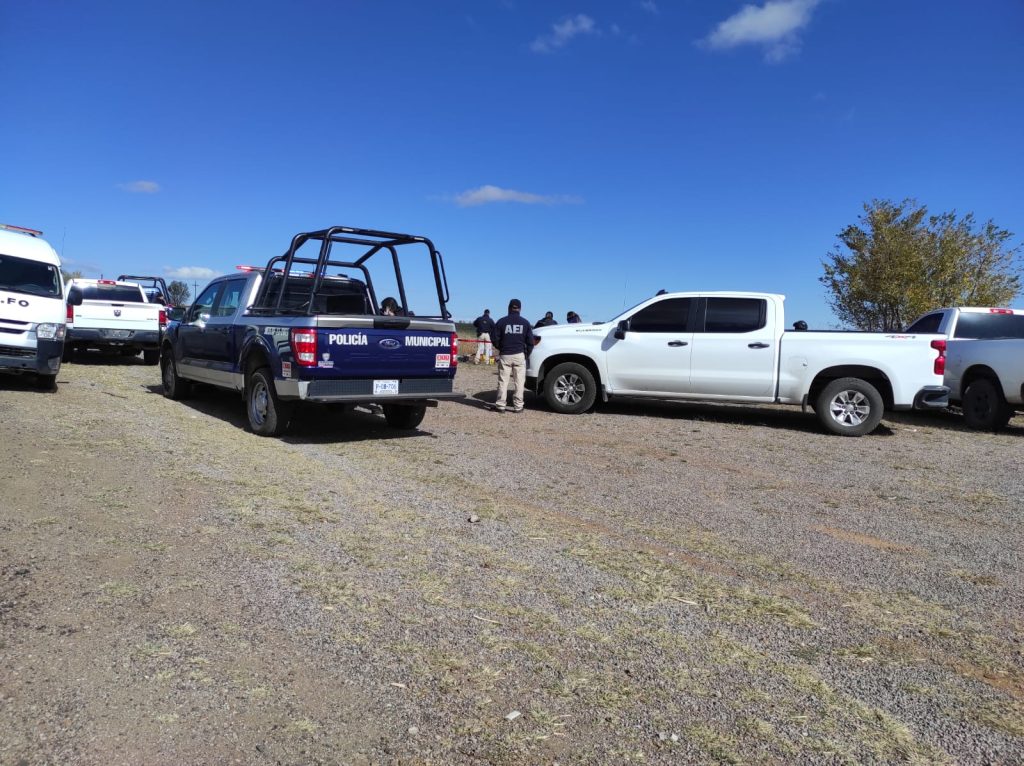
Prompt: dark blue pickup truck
<box><xmin>160</xmin><ymin>226</ymin><xmax>464</xmax><ymax>436</ymax></box>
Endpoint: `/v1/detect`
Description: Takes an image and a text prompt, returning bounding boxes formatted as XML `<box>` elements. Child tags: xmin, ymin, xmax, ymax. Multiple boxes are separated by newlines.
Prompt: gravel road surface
<box><xmin>1</xmin><ymin>356</ymin><xmax>1022</xmax><ymax>764</ymax></box>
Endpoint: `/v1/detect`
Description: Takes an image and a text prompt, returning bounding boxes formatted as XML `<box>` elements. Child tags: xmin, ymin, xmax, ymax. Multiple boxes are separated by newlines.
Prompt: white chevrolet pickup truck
<box><xmin>525</xmin><ymin>292</ymin><xmax>950</xmax><ymax>436</ymax></box>
<box><xmin>65</xmin><ymin>279</ymin><xmax>165</xmax><ymax>364</ymax></box>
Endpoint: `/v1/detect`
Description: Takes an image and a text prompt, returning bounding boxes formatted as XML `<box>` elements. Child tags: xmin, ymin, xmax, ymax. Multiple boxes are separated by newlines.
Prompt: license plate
<box><xmin>373</xmin><ymin>379</ymin><xmax>399</xmax><ymax>396</ymax></box>
<box><xmin>105</xmin><ymin>329</ymin><xmax>132</xmax><ymax>339</ymax></box>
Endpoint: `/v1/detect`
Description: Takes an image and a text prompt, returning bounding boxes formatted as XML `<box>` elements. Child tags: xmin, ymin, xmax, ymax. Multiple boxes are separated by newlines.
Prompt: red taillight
<box><xmin>159</xmin><ymin>309</ymin><xmax>167</xmax><ymax>329</ymax></box>
<box><xmin>66</xmin><ymin>304</ymin><xmax>74</xmax><ymax>323</ymax></box>
<box><xmin>989</xmin><ymin>308</ymin><xmax>1014</xmax><ymax>315</ymax></box>
<box><xmin>290</xmin><ymin>328</ymin><xmax>318</xmax><ymax>366</ymax></box>
<box><xmin>450</xmin><ymin>332</ymin><xmax>459</xmax><ymax>368</ymax></box>
<box><xmin>98</xmin><ymin>279</ymin><xmax>116</xmax><ymax>285</ymax></box>
<box><xmin>931</xmin><ymin>339</ymin><xmax>946</xmax><ymax>375</ymax></box>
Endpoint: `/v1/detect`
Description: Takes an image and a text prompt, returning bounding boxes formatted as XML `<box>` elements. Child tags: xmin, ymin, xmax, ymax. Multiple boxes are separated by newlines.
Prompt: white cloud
<box><xmin>453</xmin><ymin>185</ymin><xmax>582</xmax><ymax>207</ymax></box>
<box><xmin>703</xmin><ymin>0</ymin><xmax>820</xmax><ymax>62</ymax></box>
<box><xmin>164</xmin><ymin>266</ymin><xmax>218</xmax><ymax>280</ymax></box>
<box><xmin>640</xmin><ymin>1</ymin><xmax>659</xmax><ymax>15</ymax></box>
<box><xmin>117</xmin><ymin>180</ymin><xmax>161</xmax><ymax>194</ymax></box>
<box><xmin>531</xmin><ymin>14</ymin><xmax>598</xmax><ymax>53</ymax></box>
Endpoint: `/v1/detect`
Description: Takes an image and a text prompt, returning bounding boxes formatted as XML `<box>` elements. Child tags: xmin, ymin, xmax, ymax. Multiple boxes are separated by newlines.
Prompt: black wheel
<box><xmin>962</xmin><ymin>378</ymin><xmax>1012</xmax><ymax>431</ymax></box>
<box><xmin>34</xmin><ymin>373</ymin><xmax>57</xmax><ymax>391</ymax></box>
<box><xmin>815</xmin><ymin>377</ymin><xmax>884</xmax><ymax>436</ymax></box>
<box><xmin>61</xmin><ymin>343</ymin><xmax>74</xmax><ymax>363</ymax></box>
<box><xmin>246</xmin><ymin>367</ymin><xmax>293</xmax><ymax>437</ymax></box>
<box><xmin>161</xmin><ymin>347</ymin><xmax>192</xmax><ymax>400</ymax></box>
<box><xmin>383</xmin><ymin>403</ymin><xmax>427</xmax><ymax>430</ymax></box>
<box><xmin>543</xmin><ymin>362</ymin><xmax>597</xmax><ymax>414</ymax></box>
<box><xmin>142</xmin><ymin>348</ymin><xmax>160</xmax><ymax>365</ymax></box>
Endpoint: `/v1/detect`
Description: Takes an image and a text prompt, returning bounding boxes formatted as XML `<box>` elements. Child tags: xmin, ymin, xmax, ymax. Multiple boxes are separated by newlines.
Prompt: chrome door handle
<box><xmin>667</xmin><ymin>340</ymin><xmax>689</xmax><ymax>347</ymax></box>
<box><xmin>748</xmin><ymin>342</ymin><xmax>770</xmax><ymax>349</ymax></box>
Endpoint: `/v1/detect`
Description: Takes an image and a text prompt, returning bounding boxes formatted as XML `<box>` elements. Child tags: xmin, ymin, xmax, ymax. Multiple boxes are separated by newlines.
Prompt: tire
<box><xmin>543</xmin><ymin>362</ymin><xmax>597</xmax><ymax>414</ymax></box>
<box><xmin>142</xmin><ymin>348</ymin><xmax>160</xmax><ymax>365</ymax></box>
<box><xmin>246</xmin><ymin>366</ymin><xmax>293</xmax><ymax>437</ymax></box>
<box><xmin>383</xmin><ymin>403</ymin><xmax>427</xmax><ymax>430</ymax></box>
<box><xmin>962</xmin><ymin>378</ymin><xmax>1012</xmax><ymax>431</ymax></box>
<box><xmin>161</xmin><ymin>347</ymin><xmax>192</xmax><ymax>400</ymax></box>
<box><xmin>815</xmin><ymin>377</ymin><xmax>884</xmax><ymax>436</ymax></box>
<box><xmin>34</xmin><ymin>374</ymin><xmax>57</xmax><ymax>391</ymax></box>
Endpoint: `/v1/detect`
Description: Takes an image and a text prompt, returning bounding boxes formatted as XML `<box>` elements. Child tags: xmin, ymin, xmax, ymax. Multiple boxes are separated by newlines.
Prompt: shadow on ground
<box><xmin>143</xmin><ymin>384</ymin><xmax>433</xmax><ymax>444</ymax></box>
<box><xmin>63</xmin><ymin>350</ymin><xmax>151</xmax><ymax>367</ymax></box>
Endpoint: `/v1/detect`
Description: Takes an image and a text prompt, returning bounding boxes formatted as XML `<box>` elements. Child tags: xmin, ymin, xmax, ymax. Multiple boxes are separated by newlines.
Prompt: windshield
<box><xmin>0</xmin><ymin>254</ymin><xmax>62</xmax><ymax>297</ymax></box>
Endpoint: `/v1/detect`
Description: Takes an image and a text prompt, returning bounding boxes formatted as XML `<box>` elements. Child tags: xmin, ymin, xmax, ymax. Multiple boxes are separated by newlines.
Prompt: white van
<box><xmin>0</xmin><ymin>224</ymin><xmax>80</xmax><ymax>389</ymax></box>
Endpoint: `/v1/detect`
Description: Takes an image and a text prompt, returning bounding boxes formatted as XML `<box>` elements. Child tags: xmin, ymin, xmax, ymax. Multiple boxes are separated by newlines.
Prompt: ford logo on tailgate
<box><xmin>379</xmin><ymin>338</ymin><xmax>401</xmax><ymax>349</ymax></box>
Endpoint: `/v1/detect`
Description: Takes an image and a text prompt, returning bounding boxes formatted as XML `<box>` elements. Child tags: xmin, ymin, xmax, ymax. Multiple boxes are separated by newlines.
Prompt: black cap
<box><xmin>509</xmin><ymin>298</ymin><xmax>521</xmax><ymax>311</ymax></box>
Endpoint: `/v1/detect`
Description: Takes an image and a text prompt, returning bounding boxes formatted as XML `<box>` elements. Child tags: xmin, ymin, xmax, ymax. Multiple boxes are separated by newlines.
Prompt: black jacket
<box><xmin>535</xmin><ymin>317</ymin><xmax>558</xmax><ymax>328</ymax></box>
<box><xmin>493</xmin><ymin>312</ymin><xmax>535</xmax><ymax>356</ymax></box>
<box><xmin>473</xmin><ymin>314</ymin><xmax>496</xmax><ymax>336</ymax></box>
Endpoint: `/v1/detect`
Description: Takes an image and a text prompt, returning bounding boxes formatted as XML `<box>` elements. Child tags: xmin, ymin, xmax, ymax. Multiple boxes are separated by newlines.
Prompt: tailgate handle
<box><xmin>667</xmin><ymin>340</ymin><xmax>688</xmax><ymax>347</ymax></box>
<box><xmin>748</xmin><ymin>342</ymin><xmax>770</xmax><ymax>349</ymax></box>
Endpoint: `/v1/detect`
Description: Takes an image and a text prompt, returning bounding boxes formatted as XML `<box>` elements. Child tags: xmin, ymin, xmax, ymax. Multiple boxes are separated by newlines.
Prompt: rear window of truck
<box><xmin>953</xmin><ymin>313</ymin><xmax>1024</xmax><ymax>339</ymax></box>
<box><xmin>81</xmin><ymin>285</ymin><xmax>145</xmax><ymax>302</ymax></box>
<box><xmin>261</xmin><ymin>275</ymin><xmax>370</xmax><ymax>314</ymax></box>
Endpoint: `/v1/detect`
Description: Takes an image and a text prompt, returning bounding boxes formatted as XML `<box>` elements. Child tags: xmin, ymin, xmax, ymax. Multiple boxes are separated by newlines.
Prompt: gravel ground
<box><xmin>1</xmin><ymin>354</ymin><xmax>1022</xmax><ymax>765</ymax></box>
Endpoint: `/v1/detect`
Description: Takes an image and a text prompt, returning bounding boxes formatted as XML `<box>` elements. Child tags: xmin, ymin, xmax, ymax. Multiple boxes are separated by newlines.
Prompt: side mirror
<box><xmin>167</xmin><ymin>306</ymin><xmax>186</xmax><ymax>322</ymax></box>
<box><xmin>613</xmin><ymin>319</ymin><xmax>629</xmax><ymax>340</ymax></box>
<box><xmin>67</xmin><ymin>286</ymin><xmax>83</xmax><ymax>306</ymax></box>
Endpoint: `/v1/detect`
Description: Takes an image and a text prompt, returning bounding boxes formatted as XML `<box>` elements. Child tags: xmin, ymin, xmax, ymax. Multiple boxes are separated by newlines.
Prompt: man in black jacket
<box><xmin>535</xmin><ymin>311</ymin><xmax>558</xmax><ymax>328</ymax></box>
<box><xmin>472</xmin><ymin>308</ymin><xmax>496</xmax><ymax>365</ymax></box>
<box><xmin>492</xmin><ymin>298</ymin><xmax>535</xmax><ymax>413</ymax></box>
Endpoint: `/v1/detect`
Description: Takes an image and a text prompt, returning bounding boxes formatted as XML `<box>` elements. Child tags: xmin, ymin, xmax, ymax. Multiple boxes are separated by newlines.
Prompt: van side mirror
<box><xmin>67</xmin><ymin>286</ymin><xmax>83</xmax><ymax>306</ymax></box>
<box><xmin>614</xmin><ymin>319</ymin><xmax>629</xmax><ymax>340</ymax></box>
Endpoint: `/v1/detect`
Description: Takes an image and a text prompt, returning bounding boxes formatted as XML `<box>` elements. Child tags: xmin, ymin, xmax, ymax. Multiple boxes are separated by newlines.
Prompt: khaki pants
<box><xmin>495</xmin><ymin>352</ymin><xmax>526</xmax><ymax>411</ymax></box>
<box><xmin>474</xmin><ymin>332</ymin><xmax>492</xmax><ymax>363</ymax></box>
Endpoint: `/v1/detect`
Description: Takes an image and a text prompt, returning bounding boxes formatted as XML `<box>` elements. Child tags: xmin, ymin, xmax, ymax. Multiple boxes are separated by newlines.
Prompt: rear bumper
<box><xmin>67</xmin><ymin>328</ymin><xmax>161</xmax><ymax>348</ymax></box>
<box><xmin>275</xmin><ymin>376</ymin><xmax>465</xmax><ymax>404</ymax></box>
<box><xmin>0</xmin><ymin>339</ymin><xmax>62</xmax><ymax>375</ymax></box>
<box><xmin>908</xmin><ymin>385</ymin><xmax>950</xmax><ymax>411</ymax></box>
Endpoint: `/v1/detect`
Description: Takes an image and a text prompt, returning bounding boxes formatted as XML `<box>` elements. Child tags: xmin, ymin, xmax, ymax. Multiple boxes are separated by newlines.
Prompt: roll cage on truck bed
<box><xmin>161</xmin><ymin>225</ymin><xmax>464</xmax><ymax>436</ymax></box>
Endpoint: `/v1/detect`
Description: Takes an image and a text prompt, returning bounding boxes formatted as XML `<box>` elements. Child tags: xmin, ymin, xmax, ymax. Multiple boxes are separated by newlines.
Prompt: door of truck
<box><xmin>203</xmin><ymin>278</ymin><xmax>248</xmax><ymax>380</ymax></box>
<box><xmin>605</xmin><ymin>297</ymin><xmax>694</xmax><ymax>394</ymax></box>
<box><xmin>688</xmin><ymin>297</ymin><xmax>777</xmax><ymax>398</ymax></box>
<box><xmin>178</xmin><ymin>281</ymin><xmax>223</xmax><ymax>380</ymax></box>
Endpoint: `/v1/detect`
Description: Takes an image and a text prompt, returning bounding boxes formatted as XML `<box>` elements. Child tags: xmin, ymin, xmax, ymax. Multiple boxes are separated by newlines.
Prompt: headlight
<box><xmin>36</xmin><ymin>323</ymin><xmax>66</xmax><ymax>340</ymax></box>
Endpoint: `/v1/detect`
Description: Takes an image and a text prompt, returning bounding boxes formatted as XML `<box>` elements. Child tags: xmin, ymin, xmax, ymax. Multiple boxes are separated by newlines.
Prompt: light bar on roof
<box><xmin>0</xmin><ymin>223</ymin><xmax>43</xmax><ymax>237</ymax></box>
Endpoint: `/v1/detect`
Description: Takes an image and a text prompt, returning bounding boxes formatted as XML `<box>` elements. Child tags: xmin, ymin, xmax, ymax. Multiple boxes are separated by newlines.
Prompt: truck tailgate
<box><xmin>313</xmin><ymin>326</ymin><xmax>454</xmax><ymax>379</ymax></box>
<box><xmin>73</xmin><ymin>301</ymin><xmax>160</xmax><ymax>332</ymax></box>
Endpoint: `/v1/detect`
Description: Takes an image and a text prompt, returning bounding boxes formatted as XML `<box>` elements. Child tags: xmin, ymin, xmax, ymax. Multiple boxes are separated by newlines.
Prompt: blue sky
<box><xmin>2</xmin><ymin>0</ymin><xmax>1022</xmax><ymax>326</ymax></box>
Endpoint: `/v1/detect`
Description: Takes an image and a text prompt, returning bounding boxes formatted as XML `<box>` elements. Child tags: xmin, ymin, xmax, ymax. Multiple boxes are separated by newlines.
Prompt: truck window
<box><xmin>261</xmin><ymin>274</ymin><xmax>370</xmax><ymax>315</ymax></box>
<box><xmin>81</xmin><ymin>284</ymin><xmax>145</xmax><ymax>302</ymax></box>
<box><xmin>191</xmin><ymin>282</ymin><xmax>223</xmax><ymax>320</ymax></box>
<box><xmin>211</xmin><ymin>279</ymin><xmax>247</xmax><ymax>317</ymax></box>
<box><xmin>703</xmin><ymin>298</ymin><xmax>766</xmax><ymax>333</ymax></box>
<box><xmin>953</xmin><ymin>312</ymin><xmax>1024</xmax><ymax>339</ymax></box>
<box><xmin>0</xmin><ymin>255</ymin><xmax>62</xmax><ymax>297</ymax></box>
<box><xmin>905</xmin><ymin>313</ymin><xmax>943</xmax><ymax>333</ymax></box>
<box><xmin>629</xmin><ymin>298</ymin><xmax>692</xmax><ymax>333</ymax></box>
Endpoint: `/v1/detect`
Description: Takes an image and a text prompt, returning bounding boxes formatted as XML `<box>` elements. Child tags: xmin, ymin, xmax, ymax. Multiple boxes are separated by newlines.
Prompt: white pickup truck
<box><xmin>905</xmin><ymin>307</ymin><xmax>1024</xmax><ymax>431</ymax></box>
<box><xmin>65</xmin><ymin>279</ymin><xmax>165</xmax><ymax>364</ymax></box>
<box><xmin>525</xmin><ymin>291</ymin><xmax>950</xmax><ymax>436</ymax></box>
<box><xmin>944</xmin><ymin>339</ymin><xmax>1023</xmax><ymax>430</ymax></box>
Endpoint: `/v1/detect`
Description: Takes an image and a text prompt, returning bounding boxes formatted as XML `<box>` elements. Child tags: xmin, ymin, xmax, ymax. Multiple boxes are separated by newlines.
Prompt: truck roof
<box><xmin>0</xmin><ymin>227</ymin><xmax>62</xmax><ymax>267</ymax></box>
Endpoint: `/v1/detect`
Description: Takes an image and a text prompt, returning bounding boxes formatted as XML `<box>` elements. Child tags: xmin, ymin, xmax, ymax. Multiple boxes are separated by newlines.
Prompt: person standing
<box><xmin>472</xmin><ymin>308</ymin><xmax>496</xmax><ymax>365</ymax></box>
<box><xmin>535</xmin><ymin>311</ymin><xmax>558</xmax><ymax>328</ymax></box>
<box><xmin>493</xmin><ymin>298</ymin><xmax>534</xmax><ymax>413</ymax></box>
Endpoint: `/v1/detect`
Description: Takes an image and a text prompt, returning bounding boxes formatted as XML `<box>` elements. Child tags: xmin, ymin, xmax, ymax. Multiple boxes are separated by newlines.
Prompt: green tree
<box><xmin>167</xmin><ymin>280</ymin><xmax>191</xmax><ymax>306</ymax></box>
<box><xmin>61</xmin><ymin>268</ymin><xmax>83</xmax><ymax>283</ymax></box>
<box><xmin>821</xmin><ymin>199</ymin><xmax>1021</xmax><ymax>331</ymax></box>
